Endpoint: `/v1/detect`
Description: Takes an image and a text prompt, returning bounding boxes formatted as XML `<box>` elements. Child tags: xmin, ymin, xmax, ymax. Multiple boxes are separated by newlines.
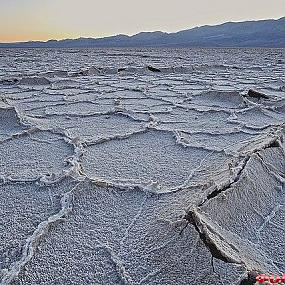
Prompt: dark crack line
<box><xmin>182</xmin><ymin>211</ymin><xmax>260</xmax><ymax>284</ymax></box>
<box><xmin>183</xmin><ymin>210</ymin><xmax>236</xmax><ymax>264</ymax></box>
<box><xmin>199</xmin><ymin>155</ymin><xmax>250</xmax><ymax>207</ymax></box>
<box><xmin>199</xmin><ymin>133</ymin><xmax>283</xmax><ymax>207</ymax></box>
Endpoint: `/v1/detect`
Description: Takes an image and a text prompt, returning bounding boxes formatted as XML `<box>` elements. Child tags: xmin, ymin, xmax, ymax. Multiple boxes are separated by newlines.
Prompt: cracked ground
<box><xmin>0</xmin><ymin>48</ymin><xmax>284</xmax><ymax>285</ymax></box>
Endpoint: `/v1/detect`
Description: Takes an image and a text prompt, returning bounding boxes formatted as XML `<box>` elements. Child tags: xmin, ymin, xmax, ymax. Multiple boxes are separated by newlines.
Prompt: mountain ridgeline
<box><xmin>1</xmin><ymin>17</ymin><xmax>285</xmax><ymax>48</ymax></box>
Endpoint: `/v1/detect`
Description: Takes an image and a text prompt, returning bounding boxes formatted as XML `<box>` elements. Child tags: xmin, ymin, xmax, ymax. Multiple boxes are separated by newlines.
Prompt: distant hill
<box><xmin>1</xmin><ymin>17</ymin><xmax>284</xmax><ymax>48</ymax></box>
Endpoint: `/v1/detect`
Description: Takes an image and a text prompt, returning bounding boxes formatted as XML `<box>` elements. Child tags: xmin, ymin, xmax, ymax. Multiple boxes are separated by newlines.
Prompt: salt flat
<box><xmin>0</xmin><ymin>48</ymin><xmax>284</xmax><ymax>285</ymax></box>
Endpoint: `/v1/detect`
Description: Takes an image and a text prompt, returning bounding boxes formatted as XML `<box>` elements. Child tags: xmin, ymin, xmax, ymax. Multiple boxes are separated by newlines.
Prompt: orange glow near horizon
<box><xmin>0</xmin><ymin>0</ymin><xmax>284</xmax><ymax>42</ymax></box>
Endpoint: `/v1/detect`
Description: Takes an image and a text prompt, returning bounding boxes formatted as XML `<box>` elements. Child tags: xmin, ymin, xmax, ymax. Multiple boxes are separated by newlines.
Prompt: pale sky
<box><xmin>0</xmin><ymin>0</ymin><xmax>284</xmax><ymax>42</ymax></box>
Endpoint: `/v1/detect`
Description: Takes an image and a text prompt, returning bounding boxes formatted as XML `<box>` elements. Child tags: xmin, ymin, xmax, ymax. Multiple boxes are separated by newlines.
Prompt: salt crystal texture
<box><xmin>0</xmin><ymin>48</ymin><xmax>284</xmax><ymax>285</ymax></box>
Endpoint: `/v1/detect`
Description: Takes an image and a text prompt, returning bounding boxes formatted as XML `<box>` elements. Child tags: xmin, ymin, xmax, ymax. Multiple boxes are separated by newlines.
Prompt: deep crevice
<box><xmin>184</xmin><ymin>210</ymin><xmax>235</xmax><ymax>264</ymax></box>
<box><xmin>183</xmin><ymin>211</ymin><xmax>259</xmax><ymax>285</ymax></box>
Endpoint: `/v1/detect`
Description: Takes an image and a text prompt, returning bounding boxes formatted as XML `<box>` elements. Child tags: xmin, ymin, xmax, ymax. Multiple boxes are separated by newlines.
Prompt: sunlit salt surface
<box><xmin>0</xmin><ymin>48</ymin><xmax>284</xmax><ymax>285</ymax></box>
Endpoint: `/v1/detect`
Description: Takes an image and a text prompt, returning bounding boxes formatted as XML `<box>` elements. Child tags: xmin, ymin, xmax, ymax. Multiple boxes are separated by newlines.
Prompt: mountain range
<box><xmin>1</xmin><ymin>17</ymin><xmax>284</xmax><ymax>48</ymax></box>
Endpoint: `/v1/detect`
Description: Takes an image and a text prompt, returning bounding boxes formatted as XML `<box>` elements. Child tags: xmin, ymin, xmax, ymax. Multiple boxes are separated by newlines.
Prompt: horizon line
<box><xmin>1</xmin><ymin>16</ymin><xmax>284</xmax><ymax>44</ymax></box>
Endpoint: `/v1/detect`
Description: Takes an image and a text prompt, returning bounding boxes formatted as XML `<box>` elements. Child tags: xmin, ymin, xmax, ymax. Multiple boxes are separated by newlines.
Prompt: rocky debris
<box><xmin>240</xmin><ymin>271</ymin><xmax>260</xmax><ymax>285</ymax></box>
<box><xmin>147</xmin><ymin>65</ymin><xmax>161</xmax><ymax>72</ymax></box>
<box><xmin>246</xmin><ymin>89</ymin><xmax>269</xmax><ymax>100</ymax></box>
<box><xmin>0</xmin><ymin>78</ymin><xmax>19</xmax><ymax>85</ymax></box>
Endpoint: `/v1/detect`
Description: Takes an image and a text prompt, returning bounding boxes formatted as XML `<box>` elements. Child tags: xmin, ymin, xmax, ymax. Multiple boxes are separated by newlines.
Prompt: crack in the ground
<box><xmin>1</xmin><ymin>182</ymin><xmax>81</xmax><ymax>285</ymax></box>
<box><xmin>203</xmin><ymin>155</ymin><xmax>250</xmax><ymax>205</ymax></box>
<box><xmin>182</xmin><ymin>210</ymin><xmax>261</xmax><ymax>285</ymax></box>
<box><xmin>181</xmin><ymin>129</ymin><xmax>284</xmax><ymax>285</ymax></box>
<box><xmin>183</xmin><ymin>209</ymin><xmax>240</xmax><ymax>264</ymax></box>
<box><xmin>199</xmin><ymin>130</ymin><xmax>283</xmax><ymax>207</ymax></box>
